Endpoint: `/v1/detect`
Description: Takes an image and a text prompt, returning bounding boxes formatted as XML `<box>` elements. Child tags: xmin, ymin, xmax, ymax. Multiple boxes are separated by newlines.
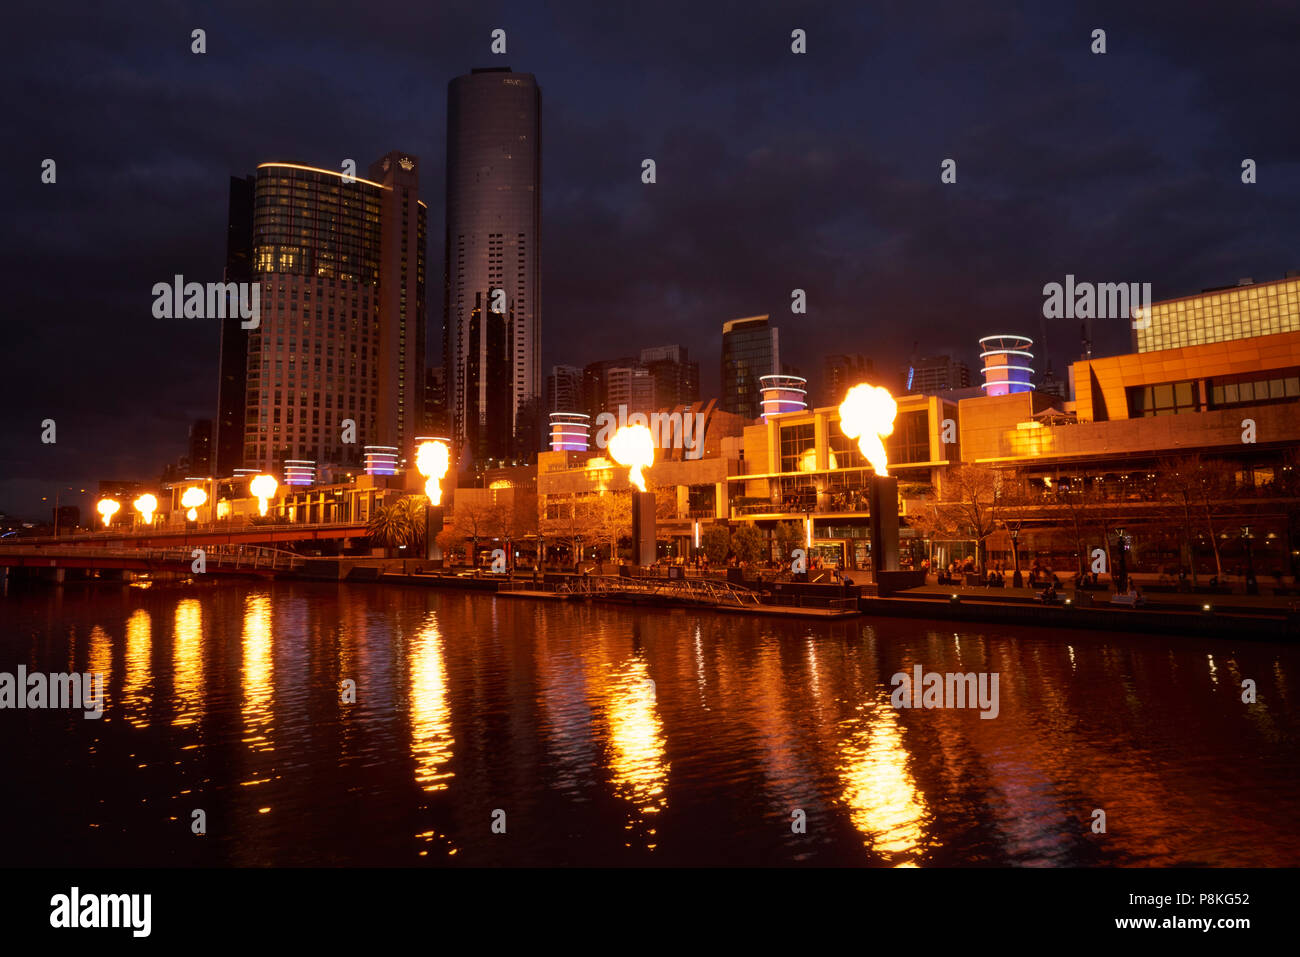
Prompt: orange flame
<box><xmin>96</xmin><ymin>498</ymin><xmax>120</xmax><ymax>527</ymax></box>
<box><xmin>609</xmin><ymin>424</ymin><xmax>655</xmax><ymax>492</ymax></box>
<box><xmin>415</xmin><ymin>440</ymin><xmax>451</xmax><ymax>505</ymax></box>
<box><xmin>838</xmin><ymin>383</ymin><xmax>898</xmax><ymax>476</ymax></box>
<box><xmin>181</xmin><ymin>486</ymin><xmax>207</xmax><ymax>522</ymax></box>
<box><xmin>133</xmin><ymin>493</ymin><xmax>158</xmax><ymax>525</ymax></box>
<box><xmin>249</xmin><ymin>474</ymin><xmax>278</xmax><ymax>516</ymax></box>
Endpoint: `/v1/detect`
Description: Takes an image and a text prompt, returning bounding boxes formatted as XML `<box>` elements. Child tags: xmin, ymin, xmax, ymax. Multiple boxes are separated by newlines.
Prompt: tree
<box><xmin>1158</xmin><ymin>455</ymin><xmax>1231</xmax><ymax>582</ymax></box>
<box><xmin>399</xmin><ymin>495</ymin><xmax>429</xmax><ymax>550</ymax></box>
<box><xmin>772</xmin><ymin>521</ymin><xmax>804</xmax><ymax>565</ymax></box>
<box><xmin>701</xmin><ymin>525</ymin><xmax>730</xmax><ymax>566</ymax></box>
<box><xmin>936</xmin><ymin>464</ymin><xmax>1003</xmax><ymax>573</ymax></box>
<box><xmin>996</xmin><ymin>471</ymin><xmax>1033</xmax><ymax>585</ymax></box>
<box><xmin>434</xmin><ymin>525</ymin><xmax>463</xmax><ymax>563</ymax></box>
<box><xmin>590</xmin><ymin>490</ymin><xmax>632</xmax><ymax>561</ymax></box>
<box><xmin>731</xmin><ymin>524</ymin><xmax>764</xmax><ymax>566</ymax></box>
<box><xmin>367</xmin><ymin>499</ymin><xmax>415</xmax><ymax>555</ymax></box>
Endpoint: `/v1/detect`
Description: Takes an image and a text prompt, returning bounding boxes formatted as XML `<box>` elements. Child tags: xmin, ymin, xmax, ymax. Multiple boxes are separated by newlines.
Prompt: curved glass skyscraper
<box><xmin>444</xmin><ymin>67</ymin><xmax>542</xmax><ymax>467</ymax></box>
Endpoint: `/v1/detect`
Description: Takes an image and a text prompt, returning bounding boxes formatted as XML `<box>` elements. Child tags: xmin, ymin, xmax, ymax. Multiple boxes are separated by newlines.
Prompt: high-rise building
<box><xmin>640</xmin><ymin>344</ymin><xmax>700</xmax><ymax>409</ymax></box>
<box><xmin>822</xmin><ymin>353</ymin><xmax>875</xmax><ymax>407</ymax></box>
<box><xmin>906</xmin><ymin>354</ymin><xmax>971</xmax><ymax>394</ymax></box>
<box><xmin>424</xmin><ymin>365</ymin><xmax>447</xmax><ymax>433</ymax></box>
<box><xmin>188</xmin><ymin>419</ymin><xmax>213</xmax><ymax>476</ymax></box>
<box><xmin>444</xmin><ymin>67</ymin><xmax>543</xmax><ymax>463</ymax></box>
<box><xmin>545</xmin><ymin>364</ymin><xmax>583</xmax><ymax>413</ymax></box>
<box><xmin>1135</xmin><ymin>275</ymin><xmax>1300</xmax><ymax>353</ymax></box>
<box><xmin>230</xmin><ymin>153</ymin><xmax>425</xmax><ymax>475</ymax></box>
<box><xmin>214</xmin><ymin>174</ymin><xmax>254</xmax><ymax>476</ymax></box>
<box><xmin>721</xmin><ymin>315</ymin><xmax>778</xmax><ymax>421</ymax></box>
<box><xmin>606</xmin><ymin>365</ymin><xmax>655</xmax><ymax>415</ymax></box>
<box><xmin>465</xmin><ymin>297</ymin><xmax>512</xmax><ymax>464</ymax></box>
<box><xmin>581</xmin><ymin>357</ymin><xmax>634</xmax><ymax>418</ymax></box>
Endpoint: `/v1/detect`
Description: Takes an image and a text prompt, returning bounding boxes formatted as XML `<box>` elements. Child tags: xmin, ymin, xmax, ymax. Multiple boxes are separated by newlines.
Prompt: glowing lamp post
<box><xmin>96</xmin><ymin>498</ymin><xmax>120</xmax><ymax>528</ymax></box>
<box><xmin>181</xmin><ymin>486</ymin><xmax>207</xmax><ymax>522</ymax></box>
<box><xmin>839</xmin><ymin>383</ymin><xmax>900</xmax><ymax>579</ymax></box>
<box><xmin>249</xmin><ymin>474</ymin><xmax>278</xmax><ymax>517</ymax></box>
<box><xmin>133</xmin><ymin>493</ymin><xmax>158</xmax><ymax>527</ymax></box>
<box><xmin>609</xmin><ymin>424</ymin><xmax>656</xmax><ymax>567</ymax></box>
<box><xmin>414</xmin><ymin>440</ymin><xmax>451</xmax><ymax>561</ymax></box>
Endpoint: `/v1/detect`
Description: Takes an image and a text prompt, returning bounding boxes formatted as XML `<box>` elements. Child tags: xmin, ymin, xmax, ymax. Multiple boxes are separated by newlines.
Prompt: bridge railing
<box><xmin>0</xmin><ymin>542</ymin><xmax>305</xmax><ymax>572</ymax></box>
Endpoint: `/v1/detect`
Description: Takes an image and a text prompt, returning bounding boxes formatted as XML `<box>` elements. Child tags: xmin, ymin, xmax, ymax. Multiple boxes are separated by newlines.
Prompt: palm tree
<box><xmin>368</xmin><ymin>501</ymin><xmax>413</xmax><ymax>555</ymax></box>
<box><xmin>399</xmin><ymin>495</ymin><xmax>429</xmax><ymax>551</ymax></box>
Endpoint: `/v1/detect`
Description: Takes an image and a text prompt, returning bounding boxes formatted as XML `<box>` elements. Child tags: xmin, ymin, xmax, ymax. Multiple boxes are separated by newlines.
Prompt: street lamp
<box><xmin>1241</xmin><ymin>525</ymin><xmax>1257</xmax><ymax>595</ymax></box>
<box><xmin>1114</xmin><ymin>527</ymin><xmax>1130</xmax><ymax>593</ymax></box>
<box><xmin>42</xmin><ymin>487</ymin><xmax>87</xmax><ymax>538</ymax></box>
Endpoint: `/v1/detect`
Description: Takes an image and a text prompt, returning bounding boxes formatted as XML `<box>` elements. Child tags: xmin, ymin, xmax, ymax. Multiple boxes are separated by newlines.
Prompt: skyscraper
<box><xmin>640</xmin><ymin>344</ymin><xmax>700</xmax><ymax>410</ymax></box>
<box><xmin>721</xmin><ymin>315</ymin><xmax>778</xmax><ymax>420</ymax></box>
<box><xmin>822</xmin><ymin>353</ymin><xmax>875</xmax><ymax>407</ymax></box>
<box><xmin>905</xmin><ymin>354</ymin><xmax>971</xmax><ymax>394</ymax></box>
<box><xmin>445</xmin><ymin>67</ymin><xmax>542</xmax><ymax>463</ymax></box>
<box><xmin>227</xmin><ymin>154</ymin><xmax>425</xmax><ymax>475</ymax></box>
<box><xmin>546</xmin><ymin>364</ymin><xmax>582</xmax><ymax>413</ymax></box>
<box><xmin>213</xmin><ymin>174</ymin><xmax>254</xmax><ymax>476</ymax></box>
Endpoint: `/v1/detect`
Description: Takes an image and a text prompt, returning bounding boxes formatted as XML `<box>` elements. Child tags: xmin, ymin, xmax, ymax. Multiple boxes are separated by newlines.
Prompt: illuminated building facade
<box><xmin>234</xmin><ymin>154</ymin><xmax>426</xmax><ymax>476</ymax></box>
<box><xmin>549</xmin><ymin>412</ymin><xmax>591</xmax><ymax>452</ymax></box>
<box><xmin>1135</xmin><ymin>275</ymin><xmax>1300</xmax><ymax>353</ymax></box>
<box><xmin>721</xmin><ymin>315</ymin><xmax>779</xmax><ymax>420</ymax></box>
<box><xmin>759</xmin><ymin>374</ymin><xmax>809</xmax><ymax>419</ymax></box>
<box><xmin>979</xmin><ymin>335</ymin><xmax>1034</xmax><ymax>395</ymax></box>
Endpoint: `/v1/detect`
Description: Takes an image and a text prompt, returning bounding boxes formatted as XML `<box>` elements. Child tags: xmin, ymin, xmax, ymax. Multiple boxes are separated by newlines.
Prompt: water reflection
<box><xmin>599</xmin><ymin>655</ymin><xmax>669</xmax><ymax>850</ymax></box>
<box><xmin>122</xmin><ymin>609</ymin><xmax>151</xmax><ymax>728</ymax></box>
<box><xmin>837</xmin><ymin>700</ymin><xmax>928</xmax><ymax>866</ymax></box>
<box><xmin>242</xmin><ymin>594</ymin><xmax>274</xmax><ymax>755</ymax></box>
<box><xmin>172</xmin><ymin>599</ymin><xmax>202</xmax><ymax>727</ymax></box>
<box><xmin>410</xmin><ymin>613</ymin><xmax>454</xmax><ymax>792</ymax></box>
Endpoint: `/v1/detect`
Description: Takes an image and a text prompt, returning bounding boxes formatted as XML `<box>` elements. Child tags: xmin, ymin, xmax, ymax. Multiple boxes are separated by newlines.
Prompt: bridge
<box><xmin>11</xmin><ymin>518</ymin><xmax>369</xmax><ymax>550</ymax></box>
<box><xmin>0</xmin><ymin>543</ymin><xmax>306</xmax><ymax>577</ymax></box>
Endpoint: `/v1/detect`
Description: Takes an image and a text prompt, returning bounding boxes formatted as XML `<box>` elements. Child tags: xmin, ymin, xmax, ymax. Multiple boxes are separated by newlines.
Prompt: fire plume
<box><xmin>249</xmin><ymin>474</ymin><xmax>278</xmax><ymax>516</ymax></box>
<box><xmin>96</xmin><ymin>498</ymin><xmax>120</xmax><ymax>527</ymax></box>
<box><xmin>133</xmin><ymin>493</ymin><xmax>158</xmax><ymax>525</ymax></box>
<box><xmin>838</xmin><ymin>383</ymin><xmax>898</xmax><ymax>476</ymax></box>
<box><xmin>415</xmin><ymin>440</ymin><xmax>451</xmax><ymax>505</ymax></box>
<box><xmin>181</xmin><ymin>486</ymin><xmax>207</xmax><ymax>522</ymax></box>
<box><xmin>609</xmin><ymin>424</ymin><xmax>655</xmax><ymax>492</ymax></box>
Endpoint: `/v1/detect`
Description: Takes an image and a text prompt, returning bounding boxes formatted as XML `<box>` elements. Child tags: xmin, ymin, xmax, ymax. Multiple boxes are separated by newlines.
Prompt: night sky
<box><xmin>3</xmin><ymin>1</ymin><xmax>1298</xmax><ymax>520</ymax></box>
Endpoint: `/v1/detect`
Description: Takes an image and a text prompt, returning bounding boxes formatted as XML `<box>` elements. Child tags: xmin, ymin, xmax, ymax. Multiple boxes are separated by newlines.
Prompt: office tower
<box><xmin>906</xmin><ymin>354</ymin><xmax>971</xmax><ymax>394</ymax></box>
<box><xmin>1135</xmin><ymin>275</ymin><xmax>1300</xmax><ymax>353</ymax></box>
<box><xmin>546</xmin><ymin>364</ymin><xmax>582</xmax><ymax>413</ymax></box>
<box><xmin>214</xmin><ymin>174</ymin><xmax>254</xmax><ymax>476</ymax></box>
<box><xmin>581</xmin><ymin>357</ymin><xmax>634</xmax><ymax>418</ymax></box>
<box><xmin>721</xmin><ymin>315</ymin><xmax>778</xmax><ymax>420</ymax></box>
<box><xmin>188</xmin><ymin>419</ymin><xmax>213</xmax><ymax>476</ymax></box>
<box><xmin>606</xmin><ymin>365</ymin><xmax>655</xmax><ymax>415</ymax></box>
<box><xmin>424</xmin><ymin>365</ymin><xmax>447</xmax><ymax>433</ymax></box>
<box><xmin>640</xmin><ymin>344</ymin><xmax>700</xmax><ymax>409</ymax></box>
<box><xmin>465</xmin><ymin>296</ymin><xmax>512</xmax><ymax>464</ymax></box>
<box><xmin>822</xmin><ymin>353</ymin><xmax>875</xmax><ymax>407</ymax></box>
<box><xmin>234</xmin><ymin>153</ymin><xmax>425</xmax><ymax>475</ymax></box>
<box><xmin>445</xmin><ymin>67</ymin><xmax>543</xmax><ymax>462</ymax></box>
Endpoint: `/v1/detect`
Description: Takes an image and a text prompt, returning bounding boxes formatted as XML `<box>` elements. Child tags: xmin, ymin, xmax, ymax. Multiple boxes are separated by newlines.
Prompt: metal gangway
<box><xmin>541</xmin><ymin>574</ymin><xmax>764</xmax><ymax>606</ymax></box>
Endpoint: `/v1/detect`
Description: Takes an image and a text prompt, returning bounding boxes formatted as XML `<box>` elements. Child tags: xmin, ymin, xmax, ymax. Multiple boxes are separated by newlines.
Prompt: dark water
<box><xmin>2</xmin><ymin>580</ymin><xmax>1298</xmax><ymax>867</ymax></box>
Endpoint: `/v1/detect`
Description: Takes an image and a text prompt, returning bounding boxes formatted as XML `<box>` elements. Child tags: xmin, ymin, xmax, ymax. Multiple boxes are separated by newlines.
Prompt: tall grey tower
<box><xmin>444</xmin><ymin>67</ymin><xmax>542</xmax><ymax>466</ymax></box>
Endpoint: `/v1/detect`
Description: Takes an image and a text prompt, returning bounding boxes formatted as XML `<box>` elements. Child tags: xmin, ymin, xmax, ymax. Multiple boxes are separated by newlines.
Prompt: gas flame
<box><xmin>838</xmin><ymin>383</ymin><xmax>898</xmax><ymax>476</ymax></box>
<box><xmin>608</xmin><ymin>424</ymin><xmax>655</xmax><ymax>492</ymax></box>
<box><xmin>133</xmin><ymin>493</ymin><xmax>158</xmax><ymax>525</ymax></box>
<box><xmin>249</xmin><ymin>474</ymin><xmax>278</xmax><ymax>516</ymax></box>
<box><xmin>181</xmin><ymin>486</ymin><xmax>207</xmax><ymax>522</ymax></box>
<box><xmin>96</xmin><ymin>498</ymin><xmax>120</xmax><ymax>527</ymax></box>
<box><xmin>415</xmin><ymin>440</ymin><xmax>451</xmax><ymax>505</ymax></box>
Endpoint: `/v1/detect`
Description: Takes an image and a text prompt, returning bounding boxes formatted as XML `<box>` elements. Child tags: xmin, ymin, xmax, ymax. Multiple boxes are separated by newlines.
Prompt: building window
<box><xmin>1127</xmin><ymin>380</ymin><xmax>1200</xmax><ymax>417</ymax></box>
<box><xmin>779</xmin><ymin>423</ymin><xmax>815</xmax><ymax>473</ymax></box>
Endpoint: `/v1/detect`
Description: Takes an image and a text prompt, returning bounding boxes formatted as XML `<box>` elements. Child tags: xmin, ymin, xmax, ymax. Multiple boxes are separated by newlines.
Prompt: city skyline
<box><xmin>5</xmin><ymin>1</ymin><xmax>1299</xmax><ymax>521</ymax></box>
